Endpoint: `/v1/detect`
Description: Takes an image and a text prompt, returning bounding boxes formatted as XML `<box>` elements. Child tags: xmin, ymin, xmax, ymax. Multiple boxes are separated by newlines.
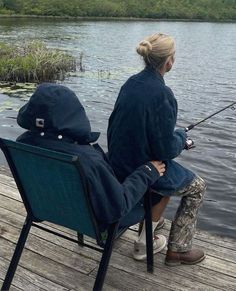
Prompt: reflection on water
<box><xmin>0</xmin><ymin>18</ymin><xmax>235</xmax><ymax>238</ymax></box>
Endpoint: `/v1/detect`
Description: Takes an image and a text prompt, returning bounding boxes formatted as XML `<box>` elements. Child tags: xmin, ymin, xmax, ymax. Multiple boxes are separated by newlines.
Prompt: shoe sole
<box><xmin>133</xmin><ymin>238</ymin><xmax>167</xmax><ymax>261</ymax></box>
<box><xmin>165</xmin><ymin>254</ymin><xmax>206</xmax><ymax>266</ymax></box>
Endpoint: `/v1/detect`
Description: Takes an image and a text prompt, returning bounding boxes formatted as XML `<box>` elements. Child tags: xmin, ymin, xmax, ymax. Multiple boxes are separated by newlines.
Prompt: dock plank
<box><xmin>0</xmin><ymin>170</ymin><xmax>236</xmax><ymax>291</ymax></box>
<box><xmin>0</xmin><ymin>220</ymin><xmax>98</xmax><ymax>275</ymax></box>
<box><xmin>0</xmin><ymin>236</ymin><xmax>97</xmax><ymax>291</ymax></box>
<box><xmin>0</xmin><ymin>279</ymin><xmax>21</xmax><ymax>291</ymax></box>
<box><xmin>0</xmin><ymin>257</ymin><xmax>68</xmax><ymax>291</ymax></box>
<box><xmin>115</xmin><ymin>240</ymin><xmax>236</xmax><ymax>291</ymax></box>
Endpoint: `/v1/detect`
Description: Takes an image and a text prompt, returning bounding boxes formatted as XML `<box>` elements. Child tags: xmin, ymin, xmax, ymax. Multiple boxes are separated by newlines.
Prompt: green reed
<box><xmin>0</xmin><ymin>41</ymin><xmax>76</xmax><ymax>82</ymax></box>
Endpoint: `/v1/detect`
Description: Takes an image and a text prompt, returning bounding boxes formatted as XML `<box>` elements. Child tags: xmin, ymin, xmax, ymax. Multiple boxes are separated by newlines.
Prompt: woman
<box><xmin>16</xmin><ymin>83</ymin><xmax>166</xmax><ymax>242</ymax></box>
<box><xmin>108</xmin><ymin>33</ymin><xmax>206</xmax><ymax>265</ymax></box>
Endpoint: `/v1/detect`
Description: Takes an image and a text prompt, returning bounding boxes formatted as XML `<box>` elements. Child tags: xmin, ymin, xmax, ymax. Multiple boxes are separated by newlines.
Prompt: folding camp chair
<box><xmin>0</xmin><ymin>138</ymin><xmax>154</xmax><ymax>291</ymax></box>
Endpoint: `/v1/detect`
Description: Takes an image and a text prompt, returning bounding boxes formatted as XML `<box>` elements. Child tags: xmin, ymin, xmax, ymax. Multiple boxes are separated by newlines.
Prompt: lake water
<box><xmin>0</xmin><ymin>18</ymin><xmax>235</xmax><ymax>239</ymax></box>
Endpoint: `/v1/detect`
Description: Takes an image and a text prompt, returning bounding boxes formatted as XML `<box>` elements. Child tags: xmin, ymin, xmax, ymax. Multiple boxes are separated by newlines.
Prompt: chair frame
<box><xmin>0</xmin><ymin>138</ymin><xmax>154</xmax><ymax>291</ymax></box>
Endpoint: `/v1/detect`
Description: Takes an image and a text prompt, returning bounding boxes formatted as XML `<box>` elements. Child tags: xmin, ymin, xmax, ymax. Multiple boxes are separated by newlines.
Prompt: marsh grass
<box><xmin>0</xmin><ymin>41</ymin><xmax>76</xmax><ymax>82</ymax></box>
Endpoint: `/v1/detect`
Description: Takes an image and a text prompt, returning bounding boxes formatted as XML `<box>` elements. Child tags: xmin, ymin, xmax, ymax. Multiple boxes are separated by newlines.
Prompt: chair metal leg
<box><xmin>145</xmin><ymin>191</ymin><xmax>154</xmax><ymax>273</ymax></box>
<box><xmin>77</xmin><ymin>232</ymin><xmax>84</xmax><ymax>246</ymax></box>
<box><xmin>1</xmin><ymin>216</ymin><xmax>32</xmax><ymax>291</ymax></box>
<box><xmin>93</xmin><ymin>222</ymin><xmax>119</xmax><ymax>291</ymax></box>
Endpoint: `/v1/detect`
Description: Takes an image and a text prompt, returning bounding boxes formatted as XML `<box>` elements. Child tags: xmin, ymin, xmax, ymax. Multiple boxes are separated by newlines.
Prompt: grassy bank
<box><xmin>0</xmin><ymin>41</ymin><xmax>76</xmax><ymax>83</ymax></box>
<box><xmin>0</xmin><ymin>0</ymin><xmax>236</xmax><ymax>21</ymax></box>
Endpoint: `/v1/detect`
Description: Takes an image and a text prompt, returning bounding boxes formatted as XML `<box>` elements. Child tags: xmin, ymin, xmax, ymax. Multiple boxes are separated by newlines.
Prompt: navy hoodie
<box><xmin>108</xmin><ymin>67</ymin><xmax>195</xmax><ymax>196</ymax></box>
<box><xmin>17</xmin><ymin>83</ymin><xmax>161</xmax><ymax>230</ymax></box>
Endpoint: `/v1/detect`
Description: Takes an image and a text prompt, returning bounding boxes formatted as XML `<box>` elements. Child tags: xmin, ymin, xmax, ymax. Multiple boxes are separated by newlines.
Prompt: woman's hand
<box><xmin>150</xmin><ymin>161</ymin><xmax>166</xmax><ymax>176</ymax></box>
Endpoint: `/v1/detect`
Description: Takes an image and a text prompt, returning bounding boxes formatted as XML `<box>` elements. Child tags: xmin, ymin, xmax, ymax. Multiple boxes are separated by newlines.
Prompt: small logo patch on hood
<box><xmin>36</xmin><ymin>118</ymin><xmax>45</xmax><ymax>128</ymax></box>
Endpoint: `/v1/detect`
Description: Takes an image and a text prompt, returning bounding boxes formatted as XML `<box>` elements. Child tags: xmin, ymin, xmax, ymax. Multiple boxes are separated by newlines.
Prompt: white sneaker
<box><xmin>133</xmin><ymin>235</ymin><xmax>167</xmax><ymax>261</ymax></box>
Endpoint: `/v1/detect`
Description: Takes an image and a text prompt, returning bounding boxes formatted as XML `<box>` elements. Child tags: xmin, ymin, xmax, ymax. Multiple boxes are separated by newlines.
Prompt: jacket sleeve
<box><xmin>147</xmin><ymin>87</ymin><xmax>187</xmax><ymax>160</ymax></box>
<box><xmin>88</xmin><ymin>161</ymin><xmax>160</xmax><ymax>224</ymax></box>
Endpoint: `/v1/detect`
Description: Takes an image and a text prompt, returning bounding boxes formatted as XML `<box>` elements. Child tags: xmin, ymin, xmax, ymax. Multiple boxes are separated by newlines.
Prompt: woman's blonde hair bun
<box><xmin>136</xmin><ymin>33</ymin><xmax>175</xmax><ymax>70</ymax></box>
<box><xmin>136</xmin><ymin>40</ymin><xmax>152</xmax><ymax>57</ymax></box>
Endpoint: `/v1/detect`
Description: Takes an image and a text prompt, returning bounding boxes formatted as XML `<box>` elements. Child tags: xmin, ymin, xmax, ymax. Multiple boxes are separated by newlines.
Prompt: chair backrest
<box><xmin>0</xmin><ymin>138</ymin><xmax>101</xmax><ymax>240</ymax></box>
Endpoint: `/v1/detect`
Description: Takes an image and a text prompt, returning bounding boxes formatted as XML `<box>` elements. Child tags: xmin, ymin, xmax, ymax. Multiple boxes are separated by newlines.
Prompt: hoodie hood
<box><xmin>17</xmin><ymin>83</ymin><xmax>100</xmax><ymax>144</ymax></box>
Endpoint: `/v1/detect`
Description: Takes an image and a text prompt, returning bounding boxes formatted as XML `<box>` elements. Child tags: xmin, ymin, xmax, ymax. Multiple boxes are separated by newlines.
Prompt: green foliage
<box><xmin>0</xmin><ymin>41</ymin><xmax>76</xmax><ymax>82</ymax></box>
<box><xmin>0</xmin><ymin>0</ymin><xmax>236</xmax><ymax>20</ymax></box>
<box><xmin>3</xmin><ymin>0</ymin><xmax>23</xmax><ymax>13</ymax></box>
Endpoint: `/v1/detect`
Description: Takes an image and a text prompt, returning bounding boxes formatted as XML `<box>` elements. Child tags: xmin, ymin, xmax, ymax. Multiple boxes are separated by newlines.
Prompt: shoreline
<box><xmin>0</xmin><ymin>14</ymin><xmax>236</xmax><ymax>23</ymax></box>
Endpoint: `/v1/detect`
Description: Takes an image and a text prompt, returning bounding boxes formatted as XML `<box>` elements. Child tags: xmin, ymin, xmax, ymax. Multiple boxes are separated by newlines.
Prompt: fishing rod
<box><xmin>185</xmin><ymin>101</ymin><xmax>236</xmax><ymax>132</ymax></box>
<box><xmin>6</xmin><ymin>101</ymin><xmax>236</xmax><ymax>131</ymax></box>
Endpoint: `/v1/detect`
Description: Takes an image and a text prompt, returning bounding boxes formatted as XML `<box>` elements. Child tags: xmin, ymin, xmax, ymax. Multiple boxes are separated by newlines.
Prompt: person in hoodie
<box><xmin>107</xmin><ymin>33</ymin><xmax>206</xmax><ymax>265</ymax></box>
<box><xmin>16</xmin><ymin>83</ymin><xmax>166</xmax><ymax>255</ymax></box>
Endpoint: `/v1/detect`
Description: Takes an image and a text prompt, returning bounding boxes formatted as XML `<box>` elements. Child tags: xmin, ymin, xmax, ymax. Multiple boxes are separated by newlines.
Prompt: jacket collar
<box><xmin>143</xmin><ymin>66</ymin><xmax>165</xmax><ymax>85</ymax></box>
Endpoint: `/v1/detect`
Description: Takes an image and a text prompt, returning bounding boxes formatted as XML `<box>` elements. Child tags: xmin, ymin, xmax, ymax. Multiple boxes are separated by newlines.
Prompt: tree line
<box><xmin>0</xmin><ymin>0</ymin><xmax>235</xmax><ymax>20</ymax></box>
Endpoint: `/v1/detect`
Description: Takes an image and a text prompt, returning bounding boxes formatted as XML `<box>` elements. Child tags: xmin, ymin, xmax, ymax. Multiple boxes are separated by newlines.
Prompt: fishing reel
<box><xmin>184</xmin><ymin>138</ymin><xmax>195</xmax><ymax>150</ymax></box>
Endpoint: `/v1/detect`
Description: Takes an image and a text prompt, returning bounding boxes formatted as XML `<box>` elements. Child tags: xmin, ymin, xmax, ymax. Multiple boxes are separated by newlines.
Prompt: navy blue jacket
<box><xmin>108</xmin><ymin>67</ymin><xmax>195</xmax><ymax>196</ymax></box>
<box><xmin>17</xmin><ymin>83</ymin><xmax>161</xmax><ymax>230</ymax></box>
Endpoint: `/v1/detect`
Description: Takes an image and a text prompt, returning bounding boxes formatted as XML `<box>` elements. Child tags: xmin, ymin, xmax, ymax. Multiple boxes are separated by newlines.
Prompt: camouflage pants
<box><xmin>168</xmin><ymin>176</ymin><xmax>206</xmax><ymax>252</ymax></box>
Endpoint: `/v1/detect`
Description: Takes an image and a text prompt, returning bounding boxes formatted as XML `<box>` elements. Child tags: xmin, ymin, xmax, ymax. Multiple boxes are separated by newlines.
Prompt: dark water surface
<box><xmin>0</xmin><ymin>18</ymin><xmax>235</xmax><ymax>238</ymax></box>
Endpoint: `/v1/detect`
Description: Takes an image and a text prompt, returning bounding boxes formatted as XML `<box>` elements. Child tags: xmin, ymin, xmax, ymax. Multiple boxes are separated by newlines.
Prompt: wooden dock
<box><xmin>0</xmin><ymin>167</ymin><xmax>236</xmax><ymax>291</ymax></box>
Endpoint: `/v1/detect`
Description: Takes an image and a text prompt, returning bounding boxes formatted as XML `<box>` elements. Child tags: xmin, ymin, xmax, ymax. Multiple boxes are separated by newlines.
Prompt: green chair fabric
<box><xmin>4</xmin><ymin>139</ymin><xmax>98</xmax><ymax>238</ymax></box>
